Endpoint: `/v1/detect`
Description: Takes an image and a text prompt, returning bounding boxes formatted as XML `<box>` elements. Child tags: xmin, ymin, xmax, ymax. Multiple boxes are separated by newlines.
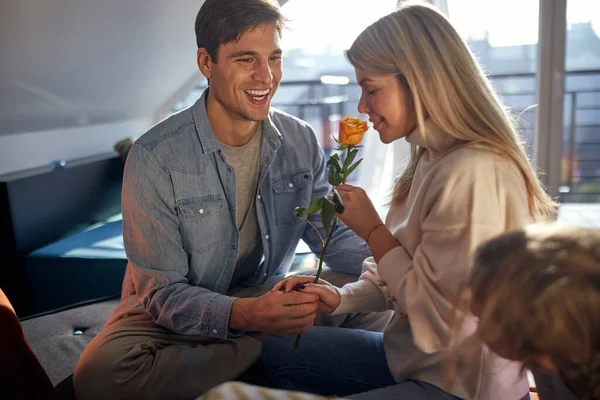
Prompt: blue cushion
<box><xmin>25</xmin><ymin>220</ymin><xmax>126</xmax><ymax>314</ymax></box>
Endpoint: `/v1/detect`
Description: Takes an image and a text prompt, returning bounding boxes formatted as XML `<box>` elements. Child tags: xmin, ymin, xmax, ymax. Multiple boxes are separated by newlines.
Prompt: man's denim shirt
<box><xmin>109</xmin><ymin>90</ymin><xmax>370</xmax><ymax>339</ymax></box>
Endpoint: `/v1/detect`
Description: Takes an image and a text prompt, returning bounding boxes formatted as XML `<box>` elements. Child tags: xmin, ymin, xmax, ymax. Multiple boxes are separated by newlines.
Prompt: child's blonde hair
<box><xmin>345</xmin><ymin>1</ymin><xmax>556</xmax><ymax>219</ymax></box>
<box><xmin>469</xmin><ymin>223</ymin><xmax>600</xmax><ymax>398</ymax></box>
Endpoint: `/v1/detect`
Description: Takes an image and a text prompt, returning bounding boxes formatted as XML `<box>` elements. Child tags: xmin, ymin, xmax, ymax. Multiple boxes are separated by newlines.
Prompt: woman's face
<box><xmin>355</xmin><ymin>69</ymin><xmax>417</xmax><ymax>144</ymax></box>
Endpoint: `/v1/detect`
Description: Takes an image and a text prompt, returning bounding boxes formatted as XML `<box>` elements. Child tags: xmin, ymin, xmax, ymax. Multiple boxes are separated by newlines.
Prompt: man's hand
<box><xmin>270</xmin><ymin>275</ymin><xmax>331</xmax><ymax>293</ymax></box>
<box><xmin>229</xmin><ymin>291</ymin><xmax>319</xmax><ymax>336</ymax></box>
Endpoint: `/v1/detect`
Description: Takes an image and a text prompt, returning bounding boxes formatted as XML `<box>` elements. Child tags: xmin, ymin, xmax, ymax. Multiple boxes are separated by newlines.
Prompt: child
<box><xmin>468</xmin><ymin>223</ymin><xmax>600</xmax><ymax>400</ymax></box>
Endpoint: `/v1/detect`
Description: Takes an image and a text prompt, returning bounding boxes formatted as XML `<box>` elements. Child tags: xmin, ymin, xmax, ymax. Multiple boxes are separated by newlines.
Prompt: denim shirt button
<box><xmin>265</xmin><ymin>234</ymin><xmax>270</xmax><ymax>240</ymax></box>
<box><xmin>288</xmin><ymin>183</ymin><xmax>294</xmax><ymax>188</ymax></box>
<box><xmin>257</xmin><ymin>194</ymin><xmax>261</xmax><ymax>200</ymax></box>
<box><xmin>198</xmin><ymin>209</ymin><xmax>204</xmax><ymax>214</ymax></box>
<box><xmin>227</xmin><ymin>167</ymin><xmax>233</xmax><ymax>172</ymax></box>
<box><xmin>212</xmin><ymin>329</ymin><xmax>218</xmax><ymax>334</ymax></box>
<box><xmin>232</xmin><ymin>244</ymin><xmax>237</xmax><ymax>249</ymax></box>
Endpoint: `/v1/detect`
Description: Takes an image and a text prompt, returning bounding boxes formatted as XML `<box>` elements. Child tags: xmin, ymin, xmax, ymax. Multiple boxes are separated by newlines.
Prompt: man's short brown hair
<box><xmin>195</xmin><ymin>0</ymin><xmax>286</xmax><ymax>62</ymax></box>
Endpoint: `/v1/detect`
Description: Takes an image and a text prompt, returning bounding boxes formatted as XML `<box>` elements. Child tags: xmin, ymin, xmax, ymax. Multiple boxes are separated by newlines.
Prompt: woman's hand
<box><xmin>271</xmin><ymin>275</ymin><xmax>341</xmax><ymax>314</ymax></box>
<box><xmin>299</xmin><ymin>283</ymin><xmax>342</xmax><ymax>314</ymax></box>
<box><xmin>334</xmin><ymin>184</ymin><xmax>383</xmax><ymax>240</ymax></box>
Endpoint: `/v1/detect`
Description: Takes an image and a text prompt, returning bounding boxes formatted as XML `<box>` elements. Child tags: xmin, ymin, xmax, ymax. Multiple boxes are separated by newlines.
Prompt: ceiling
<box><xmin>0</xmin><ymin>0</ymin><xmax>204</xmax><ymax>135</ymax></box>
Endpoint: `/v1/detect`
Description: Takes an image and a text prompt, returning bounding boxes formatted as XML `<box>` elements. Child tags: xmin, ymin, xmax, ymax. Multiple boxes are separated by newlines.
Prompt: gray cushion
<box><xmin>21</xmin><ymin>298</ymin><xmax>119</xmax><ymax>385</ymax></box>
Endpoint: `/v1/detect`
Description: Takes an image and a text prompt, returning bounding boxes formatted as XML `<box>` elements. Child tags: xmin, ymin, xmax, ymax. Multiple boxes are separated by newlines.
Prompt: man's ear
<box><xmin>197</xmin><ymin>48</ymin><xmax>213</xmax><ymax>79</ymax></box>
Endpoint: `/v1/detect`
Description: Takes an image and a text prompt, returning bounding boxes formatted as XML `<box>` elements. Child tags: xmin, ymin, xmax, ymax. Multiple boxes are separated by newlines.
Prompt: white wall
<box><xmin>0</xmin><ymin>118</ymin><xmax>151</xmax><ymax>175</ymax></box>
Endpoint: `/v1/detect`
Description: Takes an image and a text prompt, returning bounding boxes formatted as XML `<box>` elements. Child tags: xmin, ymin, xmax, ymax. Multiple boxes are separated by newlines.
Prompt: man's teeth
<box><xmin>245</xmin><ymin>89</ymin><xmax>270</xmax><ymax>97</ymax></box>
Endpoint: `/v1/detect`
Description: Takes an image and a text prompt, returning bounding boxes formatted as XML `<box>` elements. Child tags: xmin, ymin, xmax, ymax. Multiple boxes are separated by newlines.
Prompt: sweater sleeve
<box><xmin>377</xmin><ymin>154</ymin><xmax>534</xmax><ymax>353</ymax></box>
<box><xmin>333</xmin><ymin>257</ymin><xmax>395</xmax><ymax>314</ymax></box>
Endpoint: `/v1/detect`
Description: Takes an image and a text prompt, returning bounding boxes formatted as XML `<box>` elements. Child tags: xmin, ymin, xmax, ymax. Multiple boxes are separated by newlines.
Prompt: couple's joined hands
<box><xmin>229</xmin><ymin>276</ymin><xmax>342</xmax><ymax>337</ymax></box>
<box><xmin>229</xmin><ymin>184</ymin><xmax>383</xmax><ymax>336</ymax></box>
<box><xmin>230</xmin><ymin>290</ymin><xmax>319</xmax><ymax>337</ymax></box>
<box><xmin>271</xmin><ymin>275</ymin><xmax>341</xmax><ymax>314</ymax></box>
<box><xmin>229</xmin><ymin>275</ymin><xmax>341</xmax><ymax>336</ymax></box>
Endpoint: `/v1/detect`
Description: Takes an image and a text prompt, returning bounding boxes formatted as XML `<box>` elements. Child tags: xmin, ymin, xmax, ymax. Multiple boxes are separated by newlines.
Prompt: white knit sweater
<box><xmin>333</xmin><ymin>120</ymin><xmax>532</xmax><ymax>400</ymax></box>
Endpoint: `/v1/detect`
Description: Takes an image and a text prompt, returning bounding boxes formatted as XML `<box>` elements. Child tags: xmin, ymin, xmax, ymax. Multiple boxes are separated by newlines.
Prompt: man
<box><xmin>74</xmin><ymin>1</ymin><xmax>391</xmax><ymax>399</ymax></box>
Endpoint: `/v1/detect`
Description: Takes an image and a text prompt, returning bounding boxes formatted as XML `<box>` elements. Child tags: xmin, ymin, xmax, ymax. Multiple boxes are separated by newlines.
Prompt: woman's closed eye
<box><xmin>363</xmin><ymin>86</ymin><xmax>379</xmax><ymax>96</ymax></box>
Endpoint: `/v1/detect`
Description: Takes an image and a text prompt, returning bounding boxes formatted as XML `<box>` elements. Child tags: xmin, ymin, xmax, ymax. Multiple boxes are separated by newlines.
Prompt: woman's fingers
<box><xmin>300</xmin><ymin>283</ymin><xmax>341</xmax><ymax>313</ymax></box>
<box><xmin>300</xmin><ymin>283</ymin><xmax>330</xmax><ymax>296</ymax></box>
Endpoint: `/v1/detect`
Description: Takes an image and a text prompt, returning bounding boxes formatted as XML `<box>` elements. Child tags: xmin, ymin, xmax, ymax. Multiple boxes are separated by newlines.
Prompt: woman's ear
<box><xmin>197</xmin><ymin>48</ymin><xmax>213</xmax><ymax>79</ymax></box>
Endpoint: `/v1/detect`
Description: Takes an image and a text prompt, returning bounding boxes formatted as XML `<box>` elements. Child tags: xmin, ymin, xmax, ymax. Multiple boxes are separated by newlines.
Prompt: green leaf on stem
<box><xmin>331</xmin><ymin>189</ymin><xmax>345</xmax><ymax>213</ymax></box>
<box><xmin>327</xmin><ymin>153</ymin><xmax>342</xmax><ymax>169</ymax></box>
<box><xmin>328</xmin><ymin>165</ymin><xmax>343</xmax><ymax>186</ymax></box>
<box><xmin>320</xmin><ymin>197</ymin><xmax>336</xmax><ymax>234</ymax></box>
<box><xmin>293</xmin><ymin>207</ymin><xmax>307</xmax><ymax>219</ymax></box>
<box><xmin>307</xmin><ymin>197</ymin><xmax>324</xmax><ymax>214</ymax></box>
<box><xmin>343</xmin><ymin>159</ymin><xmax>363</xmax><ymax>180</ymax></box>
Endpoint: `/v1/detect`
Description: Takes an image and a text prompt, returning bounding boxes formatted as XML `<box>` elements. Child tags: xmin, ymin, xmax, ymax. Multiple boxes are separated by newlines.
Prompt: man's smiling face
<box><xmin>204</xmin><ymin>23</ymin><xmax>283</xmax><ymax>123</ymax></box>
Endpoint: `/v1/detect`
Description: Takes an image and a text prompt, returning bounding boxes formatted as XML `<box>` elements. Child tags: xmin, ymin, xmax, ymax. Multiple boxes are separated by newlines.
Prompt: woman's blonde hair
<box><xmin>469</xmin><ymin>223</ymin><xmax>600</xmax><ymax>398</ymax></box>
<box><xmin>345</xmin><ymin>1</ymin><xmax>556</xmax><ymax>219</ymax></box>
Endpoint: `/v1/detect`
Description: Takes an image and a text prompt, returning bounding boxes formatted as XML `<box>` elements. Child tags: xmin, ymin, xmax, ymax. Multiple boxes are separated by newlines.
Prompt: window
<box><xmin>446</xmin><ymin>0</ymin><xmax>540</xmax><ymax>157</ymax></box>
<box><xmin>560</xmin><ymin>0</ymin><xmax>600</xmax><ymax>202</ymax></box>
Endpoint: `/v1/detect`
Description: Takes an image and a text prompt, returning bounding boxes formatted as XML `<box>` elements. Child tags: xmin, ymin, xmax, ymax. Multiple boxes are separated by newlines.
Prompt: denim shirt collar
<box><xmin>191</xmin><ymin>88</ymin><xmax>282</xmax><ymax>155</ymax></box>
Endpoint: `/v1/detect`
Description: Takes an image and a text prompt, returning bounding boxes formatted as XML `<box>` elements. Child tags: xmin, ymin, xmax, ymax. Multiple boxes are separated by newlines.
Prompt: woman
<box><xmin>467</xmin><ymin>223</ymin><xmax>600</xmax><ymax>400</ymax></box>
<box><xmin>261</xmin><ymin>2</ymin><xmax>556</xmax><ymax>399</ymax></box>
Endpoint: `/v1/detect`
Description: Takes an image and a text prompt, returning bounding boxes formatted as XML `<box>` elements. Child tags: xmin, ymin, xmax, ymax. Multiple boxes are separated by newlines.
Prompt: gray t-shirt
<box><xmin>219</xmin><ymin>125</ymin><xmax>263</xmax><ymax>285</ymax></box>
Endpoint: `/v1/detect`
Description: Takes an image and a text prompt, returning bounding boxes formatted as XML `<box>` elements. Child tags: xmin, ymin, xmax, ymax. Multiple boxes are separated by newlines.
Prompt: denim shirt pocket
<box><xmin>177</xmin><ymin>194</ymin><xmax>227</xmax><ymax>253</ymax></box>
<box><xmin>272</xmin><ymin>168</ymin><xmax>314</xmax><ymax>225</ymax></box>
<box><xmin>178</xmin><ymin>195</ymin><xmax>224</xmax><ymax>216</ymax></box>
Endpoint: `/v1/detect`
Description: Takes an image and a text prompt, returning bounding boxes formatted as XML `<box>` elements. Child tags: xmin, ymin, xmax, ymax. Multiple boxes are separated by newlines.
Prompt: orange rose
<box><xmin>339</xmin><ymin>116</ymin><xmax>368</xmax><ymax>145</ymax></box>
